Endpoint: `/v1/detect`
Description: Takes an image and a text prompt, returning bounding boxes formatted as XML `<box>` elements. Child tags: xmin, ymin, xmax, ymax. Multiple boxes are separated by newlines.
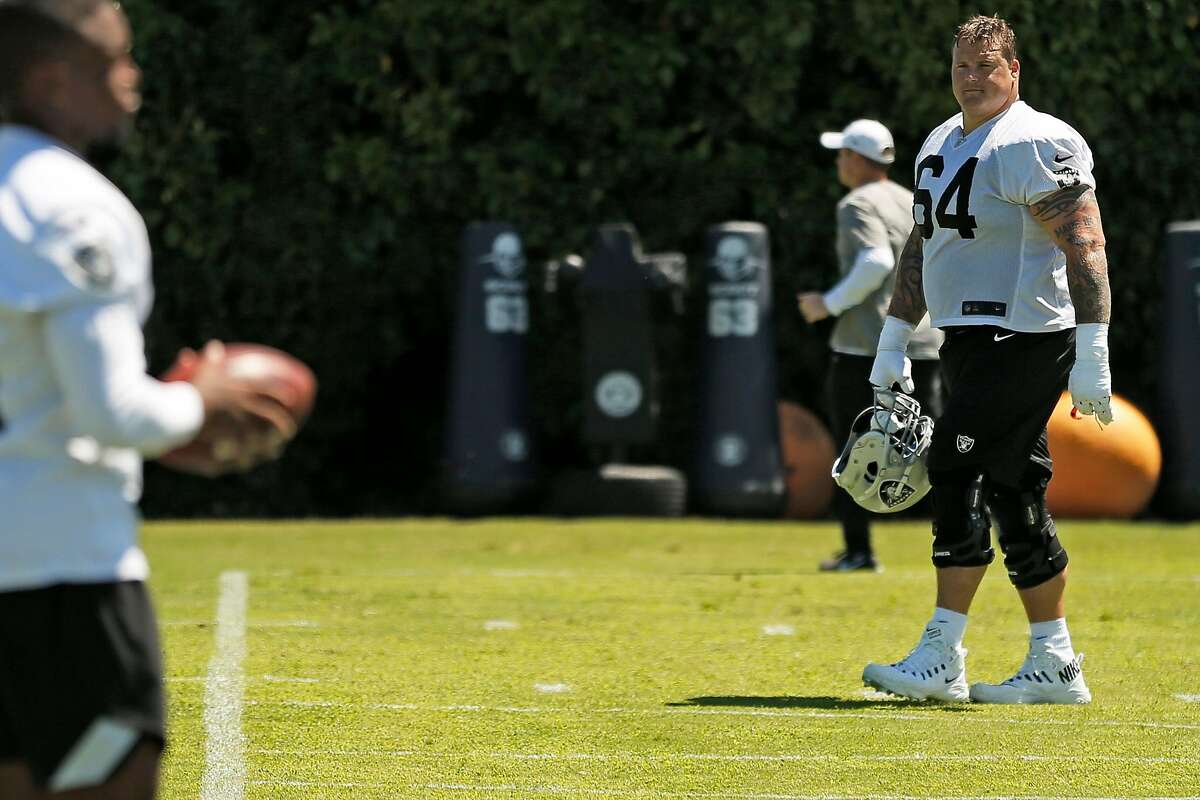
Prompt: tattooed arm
<box><xmin>885</xmin><ymin>225</ymin><xmax>928</xmax><ymax>325</ymax></box>
<box><xmin>1032</xmin><ymin>183</ymin><xmax>1114</xmax><ymax>423</ymax></box>
<box><xmin>1029</xmin><ymin>184</ymin><xmax>1111</xmax><ymax>324</ymax></box>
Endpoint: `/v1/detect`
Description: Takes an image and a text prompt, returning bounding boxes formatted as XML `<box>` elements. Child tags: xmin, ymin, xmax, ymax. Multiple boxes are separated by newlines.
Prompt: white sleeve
<box><xmin>996</xmin><ymin>133</ymin><xmax>1096</xmax><ymax>206</ymax></box>
<box><xmin>43</xmin><ymin>300</ymin><xmax>204</xmax><ymax>456</ymax></box>
<box><xmin>822</xmin><ymin>246</ymin><xmax>895</xmax><ymax>316</ymax></box>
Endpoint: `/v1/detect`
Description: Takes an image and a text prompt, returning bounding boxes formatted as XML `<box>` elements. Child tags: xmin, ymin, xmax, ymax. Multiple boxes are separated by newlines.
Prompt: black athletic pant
<box><xmin>826</xmin><ymin>354</ymin><xmax>945</xmax><ymax>557</ymax></box>
<box><xmin>0</xmin><ymin>581</ymin><xmax>164</xmax><ymax>788</ymax></box>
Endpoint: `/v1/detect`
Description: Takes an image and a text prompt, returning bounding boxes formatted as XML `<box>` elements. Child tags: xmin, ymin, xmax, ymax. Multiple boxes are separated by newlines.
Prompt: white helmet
<box><xmin>831</xmin><ymin>389</ymin><xmax>934</xmax><ymax>513</ymax></box>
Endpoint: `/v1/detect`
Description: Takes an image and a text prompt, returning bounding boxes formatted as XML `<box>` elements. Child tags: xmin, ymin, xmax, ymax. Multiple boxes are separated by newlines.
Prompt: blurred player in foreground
<box><xmin>861</xmin><ymin>14</ymin><xmax>1112</xmax><ymax>704</ymax></box>
<box><xmin>0</xmin><ymin>1</ymin><xmax>294</xmax><ymax>796</ymax></box>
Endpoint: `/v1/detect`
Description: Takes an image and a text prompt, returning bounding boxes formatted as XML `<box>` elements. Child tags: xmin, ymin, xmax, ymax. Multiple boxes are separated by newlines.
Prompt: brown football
<box><xmin>157</xmin><ymin>343</ymin><xmax>317</xmax><ymax>475</ymax></box>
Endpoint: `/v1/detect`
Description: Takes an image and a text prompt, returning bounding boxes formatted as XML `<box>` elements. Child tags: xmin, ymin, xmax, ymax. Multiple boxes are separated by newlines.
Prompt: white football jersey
<box><xmin>914</xmin><ymin>101</ymin><xmax>1095</xmax><ymax>332</ymax></box>
<box><xmin>0</xmin><ymin>125</ymin><xmax>203</xmax><ymax>592</ymax></box>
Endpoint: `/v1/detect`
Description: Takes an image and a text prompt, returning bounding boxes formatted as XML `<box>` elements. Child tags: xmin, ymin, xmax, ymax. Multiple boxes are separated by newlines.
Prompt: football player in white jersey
<box><xmin>861</xmin><ymin>15</ymin><xmax>1110</xmax><ymax>704</ymax></box>
<box><xmin>0</xmin><ymin>2</ymin><xmax>294</xmax><ymax>797</ymax></box>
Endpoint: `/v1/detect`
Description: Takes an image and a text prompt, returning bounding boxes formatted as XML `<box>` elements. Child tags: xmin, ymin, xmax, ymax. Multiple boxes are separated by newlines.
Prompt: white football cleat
<box><xmin>970</xmin><ymin>651</ymin><xmax>1091</xmax><ymax>704</ymax></box>
<box><xmin>862</xmin><ymin>628</ymin><xmax>969</xmax><ymax>702</ymax></box>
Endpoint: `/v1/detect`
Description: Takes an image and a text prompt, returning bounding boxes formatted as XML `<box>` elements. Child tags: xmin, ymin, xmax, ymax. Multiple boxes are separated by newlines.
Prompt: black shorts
<box><xmin>928</xmin><ymin>325</ymin><xmax>1074</xmax><ymax>487</ymax></box>
<box><xmin>0</xmin><ymin>581</ymin><xmax>165</xmax><ymax>788</ymax></box>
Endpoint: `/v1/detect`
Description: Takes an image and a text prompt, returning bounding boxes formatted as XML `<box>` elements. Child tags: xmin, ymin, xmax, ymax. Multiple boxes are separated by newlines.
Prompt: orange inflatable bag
<box><xmin>1046</xmin><ymin>393</ymin><xmax>1161</xmax><ymax>518</ymax></box>
<box><xmin>778</xmin><ymin>401</ymin><xmax>836</xmax><ymax>518</ymax></box>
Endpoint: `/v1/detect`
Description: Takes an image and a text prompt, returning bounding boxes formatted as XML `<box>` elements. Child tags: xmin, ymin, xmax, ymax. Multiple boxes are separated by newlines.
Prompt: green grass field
<box><xmin>147</xmin><ymin>518</ymin><xmax>1200</xmax><ymax>799</ymax></box>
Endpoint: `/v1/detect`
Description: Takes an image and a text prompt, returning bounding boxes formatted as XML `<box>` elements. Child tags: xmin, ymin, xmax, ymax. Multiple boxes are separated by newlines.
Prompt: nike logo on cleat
<box><xmin>944</xmin><ymin>672</ymin><xmax>962</xmax><ymax>684</ymax></box>
<box><xmin>994</xmin><ymin>332</ymin><xmax>1015</xmax><ymax>342</ymax></box>
<box><xmin>1058</xmin><ymin>660</ymin><xmax>1081</xmax><ymax>683</ymax></box>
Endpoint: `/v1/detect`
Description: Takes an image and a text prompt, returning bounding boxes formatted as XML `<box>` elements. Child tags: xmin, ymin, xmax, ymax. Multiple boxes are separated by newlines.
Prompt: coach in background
<box><xmin>0</xmin><ymin>2</ymin><xmax>294</xmax><ymax>797</ymax></box>
<box><xmin>862</xmin><ymin>14</ymin><xmax>1110</xmax><ymax>704</ymax></box>
<box><xmin>798</xmin><ymin>119</ymin><xmax>943</xmax><ymax>573</ymax></box>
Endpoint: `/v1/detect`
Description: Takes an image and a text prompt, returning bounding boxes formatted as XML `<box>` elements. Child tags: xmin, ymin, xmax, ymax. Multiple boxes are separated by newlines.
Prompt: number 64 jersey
<box><xmin>913</xmin><ymin>100</ymin><xmax>1095</xmax><ymax>333</ymax></box>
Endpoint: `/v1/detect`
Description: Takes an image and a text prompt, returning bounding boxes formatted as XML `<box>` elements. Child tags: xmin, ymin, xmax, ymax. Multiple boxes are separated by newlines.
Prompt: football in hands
<box><xmin>157</xmin><ymin>343</ymin><xmax>317</xmax><ymax>475</ymax></box>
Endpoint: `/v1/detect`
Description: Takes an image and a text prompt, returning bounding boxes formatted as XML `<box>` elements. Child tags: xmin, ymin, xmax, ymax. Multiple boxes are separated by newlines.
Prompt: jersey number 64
<box><xmin>914</xmin><ymin>155</ymin><xmax>979</xmax><ymax>240</ymax></box>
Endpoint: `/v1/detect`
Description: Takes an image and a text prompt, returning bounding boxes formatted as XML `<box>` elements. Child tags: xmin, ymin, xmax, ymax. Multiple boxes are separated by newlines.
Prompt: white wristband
<box><xmin>1075</xmin><ymin>322</ymin><xmax>1109</xmax><ymax>362</ymax></box>
<box><xmin>877</xmin><ymin>316</ymin><xmax>916</xmax><ymax>353</ymax></box>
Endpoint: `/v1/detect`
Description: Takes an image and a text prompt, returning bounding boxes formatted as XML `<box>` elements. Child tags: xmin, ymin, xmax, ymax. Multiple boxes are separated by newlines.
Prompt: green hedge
<box><xmin>117</xmin><ymin>0</ymin><xmax>1200</xmax><ymax>516</ymax></box>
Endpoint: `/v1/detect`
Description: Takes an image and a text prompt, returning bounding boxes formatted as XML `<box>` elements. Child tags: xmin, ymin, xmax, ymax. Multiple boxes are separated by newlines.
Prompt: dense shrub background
<box><xmin>117</xmin><ymin>0</ymin><xmax>1200</xmax><ymax>517</ymax></box>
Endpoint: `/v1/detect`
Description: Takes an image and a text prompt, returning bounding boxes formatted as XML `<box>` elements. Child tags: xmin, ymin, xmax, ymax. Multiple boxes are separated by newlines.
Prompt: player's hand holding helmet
<box><xmin>831</xmin><ymin>388</ymin><xmax>934</xmax><ymax>513</ymax></box>
<box><xmin>1069</xmin><ymin>322</ymin><xmax>1113</xmax><ymax>426</ymax></box>
<box><xmin>869</xmin><ymin>316</ymin><xmax>915</xmax><ymax>392</ymax></box>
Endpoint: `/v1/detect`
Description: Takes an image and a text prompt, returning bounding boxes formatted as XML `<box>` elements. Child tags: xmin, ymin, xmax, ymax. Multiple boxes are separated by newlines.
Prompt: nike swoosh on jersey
<box><xmin>1053</xmin><ymin>153</ymin><xmax>1073</xmax><ymax>163</ymax></box>
<box><xmin>993</xmin><ymin>333</ymin><xmax>1016</xmax><ymax>341</ymax></box>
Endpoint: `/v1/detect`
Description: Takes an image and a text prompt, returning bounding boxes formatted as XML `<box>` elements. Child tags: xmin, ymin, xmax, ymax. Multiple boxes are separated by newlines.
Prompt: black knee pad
<box><xmin>988</xmin><ymin>478</ymin><xmax>1068</xmax><ymax>589</ymax></box>
<box><xmin>930</xmin><ymin>470</ymin><xmax>995</xmax><ymax>568</ymax></box>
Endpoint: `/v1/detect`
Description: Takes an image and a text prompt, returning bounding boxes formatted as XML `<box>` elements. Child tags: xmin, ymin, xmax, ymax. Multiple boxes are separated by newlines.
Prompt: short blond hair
<box><xmin>954</xmin><ymin>14</ymin><xmax>1018</xmax><ymax>63</ymax></box>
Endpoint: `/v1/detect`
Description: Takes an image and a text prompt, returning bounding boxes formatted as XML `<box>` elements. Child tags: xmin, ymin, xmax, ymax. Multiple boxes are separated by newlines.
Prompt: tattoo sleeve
<box><xmin>1030</xmin><ymin>185</ymin><xmax>1111</xmax><ymax>324</ymax></box>
<box><xmin>886</xmin><ymin>226</ymin><xmax>928</xmax><ymax>325</ymax></box>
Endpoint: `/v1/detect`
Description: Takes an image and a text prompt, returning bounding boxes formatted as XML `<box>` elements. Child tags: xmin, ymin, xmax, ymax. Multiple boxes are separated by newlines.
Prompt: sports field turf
<box><xmin>146</xmin><ymin>518</ymin><xmax>1199</xmax><ymax>799</ymax></box>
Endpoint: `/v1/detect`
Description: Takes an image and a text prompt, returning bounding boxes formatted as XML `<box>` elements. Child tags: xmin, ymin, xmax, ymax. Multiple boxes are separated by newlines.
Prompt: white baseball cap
<box><xmin>819</xmin><ymin>119</ymin><xmax>896</xmax><ymax>165</ymax></box>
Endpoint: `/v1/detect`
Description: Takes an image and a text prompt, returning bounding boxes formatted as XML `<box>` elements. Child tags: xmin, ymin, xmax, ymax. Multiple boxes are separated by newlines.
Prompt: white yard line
<box><xmin>483</xmin><ymin>619</ymin><xmax>521</xmax><ymax>631</ymax></box>
<box><xmin>163</xmin><ymin>619</ymin><xmax>316</xmax><ymax>628</ymax></box>
<box><xmin>420</xmin><ymin>789</ymin><xmax>1200</xmax><ymax>800</ymax></box>
<box><xmin>306</xmin><ymin>570</ymin><xmax>1200</xmax><ymax>584</ymax></box>
<box><xmin>248</xmin><ymin>781</ymin><xmax>1199</xmax><ymax>800</ymax></box>
<box><xmin>200</xmin><ymin>571</ymin><xmax>248</xmax><ymax>800</ymax></box>
<box><xmin>488</xmin><ymin>569</ymin><xmax>577</xmax><ymax>577</ymax></box>
<box><xmin>247</xmin><ymin>779</ymin><xmax>377</xmax><ymax>789</ymax></box>
<box><xmin>416</xmin><ymin>790</ymin><xmax>1200</xmax><ymax>800</ymax></box>
<box><xmin>268</xmin><ymin>699</ymin><xmax>1200</xmax><ymax>732</ymax></box>
<box><xmin>534</xmin><ymin>683</ymin><xmax>573</xmax><ymax>694</ymax></box>
<box><xmin>170</xmin><ymin>674</ymin><xmax>318</xmax><ymax>685</ymax></box>
<box><xmin>248</xmin><ymin>747</ymin><xmax>1198</xmax><ymax>765</ymax></box>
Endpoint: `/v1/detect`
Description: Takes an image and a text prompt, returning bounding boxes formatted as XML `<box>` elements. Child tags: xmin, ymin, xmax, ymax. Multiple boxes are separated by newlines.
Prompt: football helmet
<box><xmin>832</xmin><ymin>389</ymin><xmax>934</xmax><ymax>513</ymax></box>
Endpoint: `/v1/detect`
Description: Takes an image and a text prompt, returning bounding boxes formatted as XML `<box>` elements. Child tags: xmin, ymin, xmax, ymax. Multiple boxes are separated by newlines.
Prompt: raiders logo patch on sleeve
<box><xmin>37</xmin><ymin>206</ymin><xmax>131</xmax><ymax>297</ymax></box>
<box><xmin>70</xmin><ymin>243</ymin><xmax>116</xmax><ymax>291</ymax></box>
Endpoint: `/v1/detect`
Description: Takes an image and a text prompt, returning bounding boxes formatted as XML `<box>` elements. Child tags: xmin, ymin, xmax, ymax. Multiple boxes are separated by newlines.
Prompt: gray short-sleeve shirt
<box><xmin>831</xmin><ymin>180</ymin><xmax>942</xmax><ymax>359</ymax></box>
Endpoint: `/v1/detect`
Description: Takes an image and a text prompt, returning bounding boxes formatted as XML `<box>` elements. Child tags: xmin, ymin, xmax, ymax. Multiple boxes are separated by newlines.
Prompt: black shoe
<box><xmin>819</xmin><ymin>551</ymin><xmax>881</xmax><ymax>572</ymax></box>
